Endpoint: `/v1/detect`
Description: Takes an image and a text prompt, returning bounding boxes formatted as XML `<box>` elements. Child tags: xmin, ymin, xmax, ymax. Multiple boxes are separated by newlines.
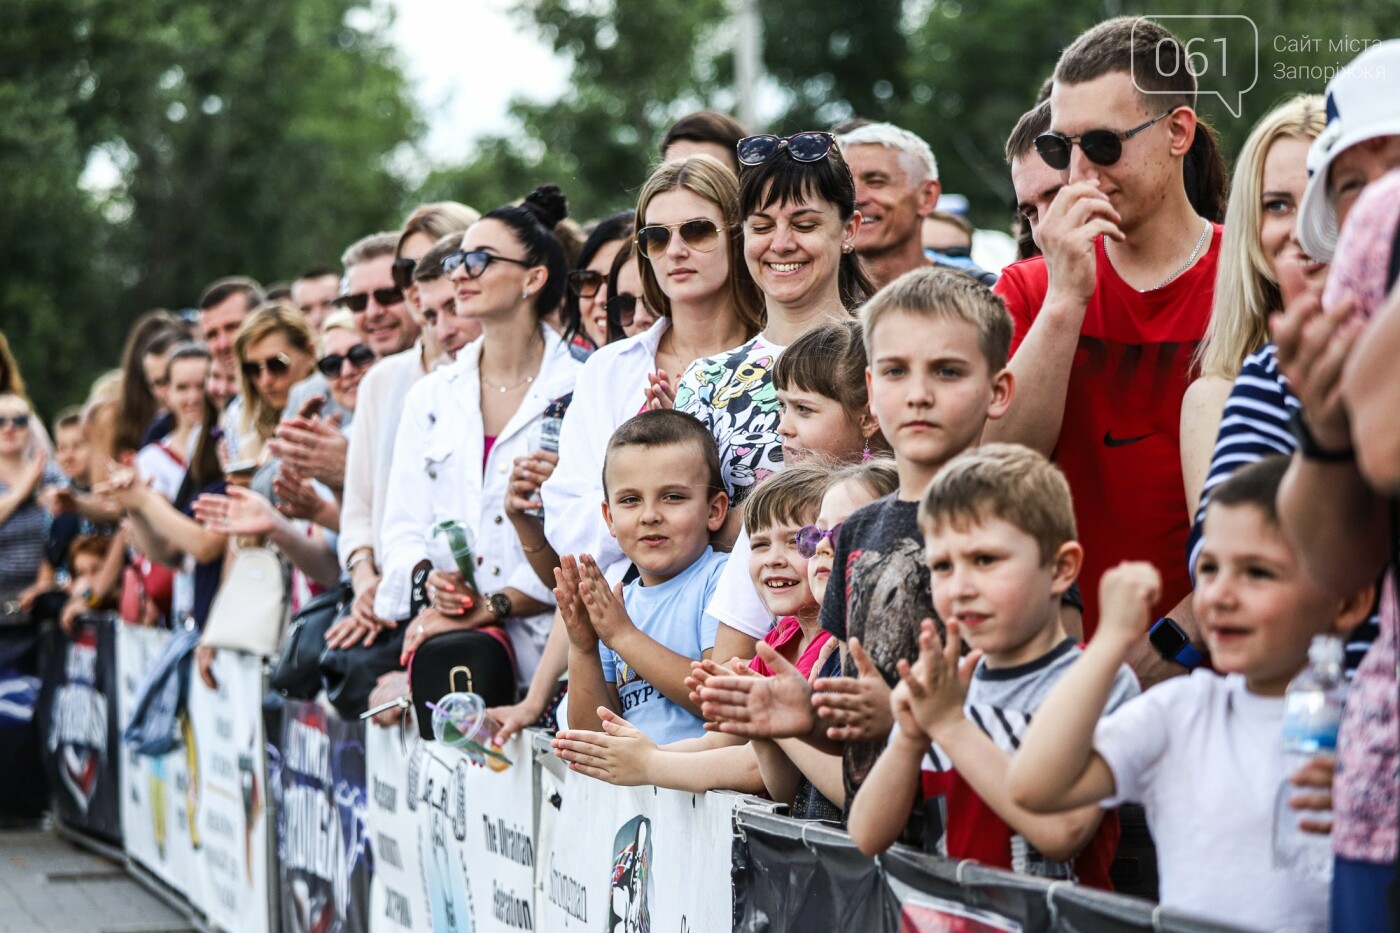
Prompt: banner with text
<box><xmin>366</xmin><ymin>721</ymin><xmax>427</xmax><ymax>933</ymax></box>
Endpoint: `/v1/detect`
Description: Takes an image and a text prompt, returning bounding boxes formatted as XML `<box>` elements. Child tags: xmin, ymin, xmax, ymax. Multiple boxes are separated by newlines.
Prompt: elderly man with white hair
<box><xmin>836</xmin><ymin>122</ymin><xmax>995</xmax><ymax>287</ymax></box>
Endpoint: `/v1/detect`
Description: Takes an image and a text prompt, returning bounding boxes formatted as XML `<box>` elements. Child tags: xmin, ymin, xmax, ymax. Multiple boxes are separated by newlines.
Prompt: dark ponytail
<box><xmin>1185</xmin><ymin>120</ymin><xmax>1228</xmax><ymax>224</ymax></box>
<box><xmin>482</xmin><ymin>185</ymin><xmax>572</xmax><ymax>319</ymax></box>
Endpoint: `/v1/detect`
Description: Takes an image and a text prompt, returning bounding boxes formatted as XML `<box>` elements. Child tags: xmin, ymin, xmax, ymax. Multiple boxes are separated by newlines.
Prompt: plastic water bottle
<box><xmin>429</xmin><ymin>692</ymin><xmax>512</xmax><ymax>772</ymax></box>
<box><xmin>525</xmin><ymin>415</ymin><xmax>563</xmax><ymax>519</ymax></box>
<box><xmin>1272</xmin><ymin>635</ymin><xmax>1346</xmax><ymax>881</ymax></box>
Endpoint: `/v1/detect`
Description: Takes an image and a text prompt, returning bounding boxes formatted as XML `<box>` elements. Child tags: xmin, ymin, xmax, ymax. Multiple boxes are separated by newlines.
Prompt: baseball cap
<box><xmin>1297</xmin><ymin>40</ymin><xmax>1400</xmax><ymax>262</ymax></box>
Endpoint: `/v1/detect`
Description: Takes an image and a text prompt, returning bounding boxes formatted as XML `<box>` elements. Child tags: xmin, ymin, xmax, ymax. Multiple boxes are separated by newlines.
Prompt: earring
<box><xmin>842</xmin><ymin>243</ymin><xmax>854</xmax><ymax>254</ymax></box>
<box><xmin>861</xmin><ymin>437</ymin><xmax>871</xmax><ymax>462</ymax></box>
<box><xmin>521</xmin><ymin>290</ymin><xmax>530</xmax><ymax>299</ymax></box>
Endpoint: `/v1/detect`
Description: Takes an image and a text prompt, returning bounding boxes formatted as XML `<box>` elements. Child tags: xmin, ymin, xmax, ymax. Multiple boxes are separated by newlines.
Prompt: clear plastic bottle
<box><xmin>524</xmin><ymin>416</ymin><xmax>563</xmax><ymax>519</ymax></box>
<box><xmin>1272</xmin><ymin>635</ymin><xmax>1346</xmax><ymax>881</ymax></box>
<box><xmin>429</xmin><ymin>691</ymin><xmax>512</xmax><ymax>772</ymax></box>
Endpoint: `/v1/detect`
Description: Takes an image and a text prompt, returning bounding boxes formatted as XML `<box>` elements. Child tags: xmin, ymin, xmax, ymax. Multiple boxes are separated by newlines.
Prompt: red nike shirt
<box><xmin>994</xmin><ymin>227</ymin><xmax>1221</xmax><ymax>638</ymax></box>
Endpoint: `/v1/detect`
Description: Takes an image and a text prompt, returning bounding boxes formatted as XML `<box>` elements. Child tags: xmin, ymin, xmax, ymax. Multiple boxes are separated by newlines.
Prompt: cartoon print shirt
<box><xmin>674</xmin><ymin>334</ymin><xmax>786</xmax><ymax>504</ymax></box>
<box><xmin>819</xmin><ymin>493</ymin><xmax>938</xmax><ymax>848</ymax></box>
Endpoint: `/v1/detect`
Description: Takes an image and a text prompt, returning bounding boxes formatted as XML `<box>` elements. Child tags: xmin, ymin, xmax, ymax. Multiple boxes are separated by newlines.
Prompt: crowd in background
<box><xmin>2</xmin><ymin>17</ymin><xmax>1399</xmax><ymax>933</ymax></box>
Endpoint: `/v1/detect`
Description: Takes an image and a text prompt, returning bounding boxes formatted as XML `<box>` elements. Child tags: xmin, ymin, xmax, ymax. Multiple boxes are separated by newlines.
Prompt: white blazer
<box><xmin>539</xmin><ymin>316</ymin><xmax>670</xmax><ymax>583</ymax></box>
<box><xmin>376</xmin><ymin>325</ymin><xmax>583</xmax><ymax>687</ymax></box>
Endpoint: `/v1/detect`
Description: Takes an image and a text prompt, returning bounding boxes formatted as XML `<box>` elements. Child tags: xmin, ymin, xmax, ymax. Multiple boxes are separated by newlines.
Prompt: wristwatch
<box><xmin>486</xmin><ymin>591</ymin><xmax>513</xmax><ymax>620</ymax></box>
<box><xmin>1149</xmin><ymin>617</ymin><xmax>1204</xmax><ymax>670</ymax></box>
<box><xmin>1288</xmin><ymin>410</ymin><xmax>1353</xmax><ymax>463</ymax></box>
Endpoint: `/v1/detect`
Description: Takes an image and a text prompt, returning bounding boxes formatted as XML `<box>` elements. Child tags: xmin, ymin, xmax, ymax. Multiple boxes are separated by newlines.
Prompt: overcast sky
<box><xmin>389</xmin><ymin>0</ymin><xmax>572</xmax><ymax>168</ymax></box>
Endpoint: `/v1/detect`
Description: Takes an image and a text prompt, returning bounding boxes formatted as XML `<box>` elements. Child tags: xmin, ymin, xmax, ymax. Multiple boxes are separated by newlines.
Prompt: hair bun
<box><xmin>522</xmin><ymin>185</ymin><xmax>569</xmax><ymax>228</ymax></box>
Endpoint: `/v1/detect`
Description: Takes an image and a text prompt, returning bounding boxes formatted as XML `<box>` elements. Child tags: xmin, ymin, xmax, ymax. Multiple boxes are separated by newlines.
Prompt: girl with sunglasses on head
<box><xmin>486</xmin><ymin>157</ymin><xmax>761</xmax><ymax>742</ymax></box>
<box><xmin>374</xmin><ymin>185</ymin><xmax>583</xmax><ymax>710</ymax></box>
<box><xmin>562</xmin><ymin>210</ymin><xmax>635</xmax><ymax>353</ymax></box>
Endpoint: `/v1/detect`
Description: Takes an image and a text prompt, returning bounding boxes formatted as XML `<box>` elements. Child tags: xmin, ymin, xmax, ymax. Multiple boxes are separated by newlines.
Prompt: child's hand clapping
<box><xmin>696</xmin><ymin>641</ymin><xmax>815</xmax><ymax>737</ymax></box>
<box><xmin>576</xmin><ymin>555</ymin><xmax>635</xmax><ymax>646</ymax></box>
<box><xmin>552</xmin><ymin>708</ymin><xmax>657</xmax><ymax>786</ymax></box>
<box><xmin>894</xmin><ymin>618</ymin><xmax>982</xmax><ymax>740</ymax></box>
<box><xmin>813</xmin><ymin>638</ymin><xmax>893</xmax><ymax>742</ymax></box>
<box><xmin>554</xmin><ymin>555</ymin><xmax>599</xmax><ymax>651</ymax></box>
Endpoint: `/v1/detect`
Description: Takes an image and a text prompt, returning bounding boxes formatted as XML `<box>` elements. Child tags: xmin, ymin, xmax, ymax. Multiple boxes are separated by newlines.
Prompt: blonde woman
<box><xmin>1179</xmin><ymin>95</ymin><xmax>1325</xmax><ymax>548</ymax></box>
<box><xmin>223</xmin><ymin>302</ymin><xmax>316</xmax><ymax>465</ymax></box>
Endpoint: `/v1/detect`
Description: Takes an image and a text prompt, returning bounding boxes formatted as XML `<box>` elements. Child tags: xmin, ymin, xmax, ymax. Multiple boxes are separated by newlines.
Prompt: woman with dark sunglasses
<box><xmin>376</xmin><ymin>185</ymin><xmax>583</xmax><ymax>704</ymax></box>
<box><xmin>602</xmin><ymin>240</ymin><xmax>657</xmax><ymax>343</ymax></box>
<box><xmin>562</xmin><ymin>210</ymin><xmax>635</xmax><ymax>352</ymax></box>
<box><xmin>225</xmin><ymin>302</ymin><xmax>316</xmax><ymax>465</ymax></box>
<box><xmin>486</xmin><ymin>157</ymin><xmax>761</xmax><ymax>742</ymax></box>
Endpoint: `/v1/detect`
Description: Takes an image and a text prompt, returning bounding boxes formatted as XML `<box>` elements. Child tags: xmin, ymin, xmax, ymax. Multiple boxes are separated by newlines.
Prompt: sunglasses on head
<box><xmin>390</xmin><ymin>258</ymin><xmax>417</xmax><ymax>291</ymax></box>
<box><xmin>316</xmin><ymin>343</ymin><xmax>375</xmax><ymax>378</ymax></box>
<box><xmin>0</xmin><ymin>414</ymin><xmax>30</xmax><ymax>430</ymax></box>
<box><xmin>568</xmin><ymin>269</ymin><xmax>605</xmax><ymax>298</ymax></box>
<box><xmin>605</xmin><ymin>293</ymin><xmax>647</xmax><ymax>328</ymax></box>
<box><xmin>635</xmin><ymin>218</ymin><xmax>724</xmax><ymax>259</ymax></box>
<box><xmin>736</xmin><ymin>132</ymin><xmax>836</xmax><ymax>167</ymax></box>
<box><xmin>795</xmin><ymin>522</ymin><xmax>842</xmax><ymax>559</ymax></box>
<box><xmin>1034</xmin><ymin>110</ymin><xmax>1173</xmax><ymax>171</ymax></box>
<box><xmin>442</xmin><ymin>249</ymin><xmax>533</xmax><ymax>279</ymax></box>
<box><xmin>241</xmin><ymin>353</ymin><xmax>292</xmax><ymax>380</ymax></box>
<box><xmin>333</xmin><ymin>287</ymin><xmax>403</xmax><ymax>313</ymax></box>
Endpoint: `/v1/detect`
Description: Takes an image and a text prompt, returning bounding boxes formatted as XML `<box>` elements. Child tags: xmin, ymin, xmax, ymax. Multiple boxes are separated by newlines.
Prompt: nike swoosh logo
<box><xmin>1103</xmin><ymin>430</ymin><xmax>1153</xmax><ymax>447</ymax></box>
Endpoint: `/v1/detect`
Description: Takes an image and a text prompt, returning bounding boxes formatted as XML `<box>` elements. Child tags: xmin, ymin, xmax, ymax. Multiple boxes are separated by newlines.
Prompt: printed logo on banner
<box><xmin>47</xmin><ymin>624</ymin><xmax>107</xmax><ymax>813</ymax></box>
<box><xmin>899</xmin><ymin>893</ymin><xmax>1022</xmax><ymax>933</ymax></box>
<box><xmin>608</xmin><ymin>816</ymin><xmax>652</xmax><ymax>933</ymax></box>
<box><xmin>273</xmin><ymin>702</ymin><xmax>373</xmax><ymax>933</ymax></box>
<box><xmin>409</xmin><ymin>748</ymin><xmax>476</xmax><ymax>933</ymax></box>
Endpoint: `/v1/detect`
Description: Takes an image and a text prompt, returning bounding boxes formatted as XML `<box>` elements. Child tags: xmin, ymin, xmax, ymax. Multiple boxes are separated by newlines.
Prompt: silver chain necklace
<box><xmin>1134</xmin><ymin>219</ymin><xmax>1210</xmax><ymax>293</ymax></box>
<box><xmin>481</xmin><ymin>371</ymin><xmax>536</xmax><ymax>394</ymax></box>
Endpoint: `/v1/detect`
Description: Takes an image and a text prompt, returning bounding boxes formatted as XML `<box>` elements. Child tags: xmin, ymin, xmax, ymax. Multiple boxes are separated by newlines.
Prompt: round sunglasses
<box><xmin>795</xmin><ymin>521</ymin><xmax>842</xmax><ymax>559</ymax></box>
<box><xmin>316</xmin><ymin>343</ymin><xmax>375</xmax><ymax>378</ymax></box>
<box><xmin>1034</xmin><ymin>110</ymin><xmax>1173</xmax><ymax>171</ymax></box>
<box><xmin>333</xmin><ymin>287</ymin><xmax>403</xmax><ymax>313</ymax></box>
<box><xmin>605</xmin><ymin>293</ymin><xmax>648</xmax><ymax>328</ymax></box>
<box><xmin>635</xmin><ymin>219</ymin><xmax>724</xmax><ymax>259</ymax></box>
<box><xmin>241</xmin><ymin>353</ymin><xmax>292</xmax><ymax>381</ymax></box>
<box><xmin>443</xmin><ymin>249</ymin><xmax>533</xmax><ymax>279</ymax></box>
<box><xmin>568</xmin><ymin>269</ymin><xmax>605</xmax><ymax>298</ymax></box>
<box><xmin>736</xmin><ymin>132</ymin><xmax>836</xmax><ymax>166</ymax></box>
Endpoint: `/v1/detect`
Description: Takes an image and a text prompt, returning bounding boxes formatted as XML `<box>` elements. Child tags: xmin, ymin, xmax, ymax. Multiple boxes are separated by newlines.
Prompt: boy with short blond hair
<box><xmin>1008</xmin><ymin>456</ymin><xmax>1373</xmax><ymax>928</ymax></box>
<box><xmin>849</xmin><ymin>444</ymin><xmax>1137</xmax><ymax>887</ymax></box>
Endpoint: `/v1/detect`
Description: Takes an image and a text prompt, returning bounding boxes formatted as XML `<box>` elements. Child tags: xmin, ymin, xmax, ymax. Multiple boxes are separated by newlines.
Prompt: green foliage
<box><xmin>2</xmin><ymin>0</ymin><xmax>419</xmax><ymax>418</ymax></box>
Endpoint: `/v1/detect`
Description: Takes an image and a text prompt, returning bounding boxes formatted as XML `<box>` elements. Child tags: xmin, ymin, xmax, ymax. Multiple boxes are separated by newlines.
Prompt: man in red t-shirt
<box><xmin>988</xmin><ymin>17</ymin><xmax>1218</xmax><ymax>686</ymax></box>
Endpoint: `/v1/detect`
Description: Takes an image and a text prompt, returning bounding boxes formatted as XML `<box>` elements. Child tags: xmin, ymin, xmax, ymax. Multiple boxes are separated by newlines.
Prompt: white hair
<box><xmin>836</xmin><ymin>122</ymin><xmax>939</xmax><ymax>183</ymax></box>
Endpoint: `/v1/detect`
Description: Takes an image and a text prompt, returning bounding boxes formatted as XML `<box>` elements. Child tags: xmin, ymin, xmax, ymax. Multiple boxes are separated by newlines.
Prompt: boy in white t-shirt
<box><xmin>559</xmin><ymin>410</ymin><xmax>729</xmax><ymax>745</ymax></box>
<box><xmin>1009</xmin><ymin>456</ymin><xmax>1373</xmax><ymax>932</ymax></box>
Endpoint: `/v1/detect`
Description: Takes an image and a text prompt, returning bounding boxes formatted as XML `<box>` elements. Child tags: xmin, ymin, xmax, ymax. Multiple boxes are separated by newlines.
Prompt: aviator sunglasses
<box><xmin>442</xmin><ymin>249</ymin><xmax>533</xmax><ymax>279</ymax></box>
<box><xmin>736</xmin><ymin>132</ymin><xmax>836</xmax><ymax>166</ymax></box>
<box><xmin>333</xmin><ymin>287</ymin><xmax>404</xmax><ymax>313</ymax></box>
<box><xmin>316</xmin><ymin>343</ymin><xmax>375</xmax><ymax>378</ymax></box>
<box><xmin>241</xmin><ymin>353</ymin><xmax>292</xmax><ymax>380</ymax></box>
<box><xmin>635</xmin><ymin>219</ymin><xmax>724</xmax><ymax>259</ymax></box>
<box><xmin>1034</xmin><ymin>110</ymin><xmax>1173</xmax><ymax>171</ymax></box>
<box><xmin>795</xmin><ymin>522</ymin><xmax>842</xmax><ymax>559</ymax></box>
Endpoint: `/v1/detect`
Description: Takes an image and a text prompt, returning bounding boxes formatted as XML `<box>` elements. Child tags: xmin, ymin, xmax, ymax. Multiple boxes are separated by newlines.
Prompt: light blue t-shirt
<box><xmin>599</xmin><ymin>546</ymin><xmax>728</xmax><ymax>745</ymax></box>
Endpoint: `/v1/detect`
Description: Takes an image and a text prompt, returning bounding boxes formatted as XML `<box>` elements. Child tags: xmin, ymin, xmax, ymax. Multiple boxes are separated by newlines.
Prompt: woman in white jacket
<box><xmin>486</xmin><ymin>157</ymin><xmax>764</xmax><ymax>737</ymax></box>
<box><xmin>376</xmin><ymin>186</ymin><xmax>582</xmax><ymax>692</ymax></box>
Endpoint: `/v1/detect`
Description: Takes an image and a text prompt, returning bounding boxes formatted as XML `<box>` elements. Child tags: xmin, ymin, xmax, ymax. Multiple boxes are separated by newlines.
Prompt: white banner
<box><xmin>539</xmin><ymin>768</ymin><xmax>744</xmax><ymax>933</ymax></box>
<box><xmin>186</xmin><ymin>649</ymin><xmax>272</xmax><ymax>933</ymax></box>
<box><xmin>116</xmin><ymin>623</ymin><xmax>202</xmax><ymax>902</ymax></box>
<box><xmin>367</xmin><ymin>721</ymin><xmax>428</xmax><ymax>933</ymax></box>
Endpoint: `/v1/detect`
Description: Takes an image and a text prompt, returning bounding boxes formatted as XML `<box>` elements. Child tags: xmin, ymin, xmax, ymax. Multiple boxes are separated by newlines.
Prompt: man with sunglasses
<box><xmin>988</xmin><ymin>18</ymin><xmax>1222</xmax><ymax>686</ymax></box>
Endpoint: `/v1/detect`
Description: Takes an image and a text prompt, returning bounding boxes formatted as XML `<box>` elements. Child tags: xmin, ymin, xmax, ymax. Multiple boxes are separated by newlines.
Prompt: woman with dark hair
<box><xmin>112</xmin><ymin>312</ymin><xmax>186</xmax><ymax>461</ymax></box>
<box><xmin>563</xmin><ymin>211</ymin><xmax>635</xmax><ymax>351</ymax></box>
<box><xmin>135</xmin><ymin>344</ymin><xmax>219</xmax><ymax>504</ymax></box>
<box><xmin>376</xmin><ymin>186</ymin><xmax>583</xmax><ymax>696</ymax></box>
<box><xmin>672</xmin><ymin>132</ymin><xmax>866</xmax><ymax>508</ymax></box>
<box><xmin>603</xmin><ymin>240</ymin><xmax>656</xmax><ymax>343</ymax></box>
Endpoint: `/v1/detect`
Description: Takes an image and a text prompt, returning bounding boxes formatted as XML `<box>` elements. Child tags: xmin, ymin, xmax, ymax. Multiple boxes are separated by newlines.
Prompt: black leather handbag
<box><xmin>407</xmin><ymin>627</ymin><xmax>517</xmax><ymax>740</ymax></box>
<box><xmin>320</xmin><ymin>624</ymin><xmax>406</xmax><ymax>720</ymax></box>
<box><xmin>269</xmin><ymin>586</ymin><xmax>347</xmax><ymax>699</ymax></box>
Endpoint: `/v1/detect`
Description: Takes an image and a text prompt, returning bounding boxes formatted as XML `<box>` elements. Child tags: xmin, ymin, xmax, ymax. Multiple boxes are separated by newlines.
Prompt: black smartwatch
<box><xmin>1288</xmin><ymin>410</ymin><xmax>1353</xmax><ymax>463</ymax></box>
<box><xmin>1148</xmin><ymin>617</ymin><xmax>1203</xmax><ymax>670</ymax></box>
<box><xmin>486</xmin><ymin>591</ymin><xmax>513</xmax><ymax>620</ymax></box>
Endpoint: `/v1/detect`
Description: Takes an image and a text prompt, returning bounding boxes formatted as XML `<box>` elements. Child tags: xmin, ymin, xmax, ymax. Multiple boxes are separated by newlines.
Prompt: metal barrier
<box><xmin>33</xmin><ymin>614</ymin><xmax>1247</xmax><ymax>933</ymax></box>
